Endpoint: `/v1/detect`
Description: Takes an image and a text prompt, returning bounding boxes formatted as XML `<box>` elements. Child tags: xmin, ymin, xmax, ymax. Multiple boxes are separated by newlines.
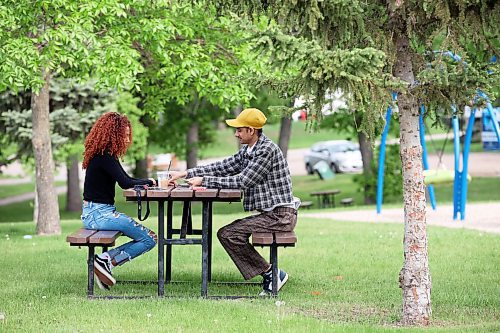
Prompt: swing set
<box><xmin>376</xmin><ymin>91</ymin><xmax>500</xmax><ymax>220</ymax></box>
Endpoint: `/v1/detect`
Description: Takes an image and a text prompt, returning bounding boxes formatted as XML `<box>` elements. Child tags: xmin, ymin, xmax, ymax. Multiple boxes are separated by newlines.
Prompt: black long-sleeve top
<box><xmin>83</xmin><ymin>152</ymin><xmax>153</xmax><ymax>205</ymax></box>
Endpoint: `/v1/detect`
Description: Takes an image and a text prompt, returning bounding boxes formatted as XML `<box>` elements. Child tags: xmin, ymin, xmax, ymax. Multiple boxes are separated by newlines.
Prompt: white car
<box><xmin>304</xmin><ymin>140</ymin><xmax>363</xmax><ymax>174</ymax></box>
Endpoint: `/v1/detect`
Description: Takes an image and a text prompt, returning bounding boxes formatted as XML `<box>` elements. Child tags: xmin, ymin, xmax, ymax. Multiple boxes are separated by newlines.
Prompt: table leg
<box><xmin>316</xmin><ymin>195</ymin><xmax>321</xmax><ymax>208</ymax></box>
<box><xmin>87</xmin><ymin>246</ymin><xmax>95</xmax><ymax>298</ymax></box>
<box><xmin>207</xmin><ymin>202</ymin><xmax>213</xmax><ymax>282</ymax></box>
<box><xmin>166</xmin><ymin>200</ymin><xmax>173</xmax><ymax>283</ymax></box>
<box><xmin>271</xmin><ymin>245</ymin><xmax>278</xmax><ymax>297</ymax></box>
<box><xmin>331</xmin><ymin>194</ymin><xmax>336</xmax><ymax>208</ymax></box>
<box><xmin>201</xmin><ymin>201</ymin><xmax>210</xmax><ymax>297</ymax></box>
<box><xmin>158</xmin><ymin>200</ymin><xmax>165</xmax><ymax>297</ymax></box>
<box><xmin>180</xmin><ymin>201</ymin><xmax>191</xmax><ymax>238</ymax></box>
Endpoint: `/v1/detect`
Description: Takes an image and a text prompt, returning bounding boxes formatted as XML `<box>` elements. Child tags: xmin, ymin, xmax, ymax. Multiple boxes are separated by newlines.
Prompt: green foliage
<box><xmin>115</xmin><ymin>92</ymin><xmax>150</xmax><ymax>163</ymax></box>
<box><xmin>0</xmin><ymin>79</ymin><xmax>115</xmax><ymax>165</ymax></box>
<box><xmin>213</xmin><ymin>0</ymin><xmax>498</xmax><ymax>139</ymax></box>
<box><xmin>246</xmin><ymin>21</ymin><xmax>396</xmax><ymax>137</ymax></box>
<box><xmin>354</xmin><ymin>145</ymin><xmax>402</xmax><ymax>202</ymax></box>
<box><xmin>0</xmin><ymin>0</ymin><xmax>146</xmax><ymax>93</ymax></box>
<box><xmin>148</xmin><ymin>98</ymin><xmax>224</xmax><ymax>159</ymax></box>
<box><xmin>133</xmin><ymin>1</ymin><xmax>260</xmax><ymax>117</ymax></box>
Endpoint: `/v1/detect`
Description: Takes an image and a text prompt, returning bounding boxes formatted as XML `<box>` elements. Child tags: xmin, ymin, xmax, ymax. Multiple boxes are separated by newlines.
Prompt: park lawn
<box><xmin>425</xmin><ymin>139</ymin><xmax>485</xmax><ymax>154</ymax></box>
<box><xmin>0</xmin><ymin>181</ymin><xmax>66</xmax><ymax>200</ymax></box>
<box><xmin>0</xmin><ymin>216</ymin><xmax>498</xmax><ymax>332</ymax></box>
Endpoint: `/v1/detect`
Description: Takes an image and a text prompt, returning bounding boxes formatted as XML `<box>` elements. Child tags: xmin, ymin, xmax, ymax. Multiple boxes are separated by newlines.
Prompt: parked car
<box><xmin>304</xmin><ymin>140</ymin><xmax>363</xmax><ymax>174</ymax></box>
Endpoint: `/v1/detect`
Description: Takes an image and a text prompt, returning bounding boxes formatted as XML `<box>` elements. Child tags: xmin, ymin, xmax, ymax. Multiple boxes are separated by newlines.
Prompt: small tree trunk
<box><xmin>232</xmin><ymin>106</ymin><xmax>242</xmax><ymax>149</ymax></box>
<box><xmin>66</xmin><ymin>154</ymin><xmax>81</xmax><ymax>212</ymax></box>
<box><xmin>134</xmin><ymin>110</ymin><xmax>150</xmax><ymax>178</ymax></box>
<box><xmin>394</xmin><ymin>34</ymin><xmax>431</xmax><ymax>326</ymax></box>
<box><xmin>31</xmin><ymin>69</ymin><xmax>61</xmax><ymax>235</ymax></box>
<box><xmin>186</xmin><ymin>121</ymin><xmax>199</xmax><ymax>169</ymax></box>
<box><xmin>134</xmin><ymin>158</ymin><xmax>148</xmax><ymax>178</ymax></box>
<box><xmin>357</xmin><ymin>129</ymin><xmax>375</xmax><ymax>204</ymax></box>
<box><xmin>278</xmin><ymin>116</ymin><xmax>292</xmax><ymax>159</ymax></box>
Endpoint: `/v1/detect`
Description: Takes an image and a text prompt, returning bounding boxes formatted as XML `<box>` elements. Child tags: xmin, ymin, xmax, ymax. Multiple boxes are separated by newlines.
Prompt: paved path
<box><xmin>0</xmin><ymin>186</ymin><xmax>67</xmax><ymax>206</ymax></box>
<box><xmin>301</xmin><ymin>202</ymin><xmax>500</xmax><ymax>234</ymax></box>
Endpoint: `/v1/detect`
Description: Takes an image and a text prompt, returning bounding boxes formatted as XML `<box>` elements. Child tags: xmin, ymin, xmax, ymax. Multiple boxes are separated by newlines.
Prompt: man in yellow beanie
<box><xmin>169</xmin><ymin>108</ymin><xmax>300</xmax><ymax>296</ymax></box>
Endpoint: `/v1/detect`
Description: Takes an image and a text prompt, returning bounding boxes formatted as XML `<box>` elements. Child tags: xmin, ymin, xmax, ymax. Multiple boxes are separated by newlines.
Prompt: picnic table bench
<box><xmin>66</xmin><ymin>229</ymin><xmax>122</xmax><ymax>298</ymax></box>
<box><xmin>340</xmin><ymin>197</ymin><xmax>354</xmax><ymax>206</ymax></box>
<box><xmin>310</xmin><ymin>189</ymin><xmax>341</xmax><ymax>208</ymax></box>
<box><xmin>299</xmin><ymin>201</ymin><xmax>313</xmax><ymax>209</ymax></box>
<box><xmin>252</xmin><ymin>231</ymin><xmax>297</xmax><ymax>296</ymax></box>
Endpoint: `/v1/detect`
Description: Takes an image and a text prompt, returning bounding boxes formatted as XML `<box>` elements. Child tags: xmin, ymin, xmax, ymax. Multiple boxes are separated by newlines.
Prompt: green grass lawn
<box><xmin>0</xmin><ymin>216</ymin><xmax>498</xmax><ymax>332</ymax></box>
<box><xmin>0</xmin><ymin>181</ymin><xmax>65</xmax><ymax>200</ymax></box>
<box><xmin>425</xmin><ymin>139</ymin><xmax>486</xmax><ymax>154</ymax></box>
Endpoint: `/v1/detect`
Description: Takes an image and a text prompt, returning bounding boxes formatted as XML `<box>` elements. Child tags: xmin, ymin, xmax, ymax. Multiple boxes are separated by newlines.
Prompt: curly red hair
<box><xmin>82</xmin><ymin>112</ymin><xmax>132</xmax><ymax>169</ymax></box>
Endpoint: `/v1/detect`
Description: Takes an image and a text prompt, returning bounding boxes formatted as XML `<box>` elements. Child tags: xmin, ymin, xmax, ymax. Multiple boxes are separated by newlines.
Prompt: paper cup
<box><xmin>157</xmin><ymin>171</ymin><xmax>170</xmax><ymax>189</ymax></box>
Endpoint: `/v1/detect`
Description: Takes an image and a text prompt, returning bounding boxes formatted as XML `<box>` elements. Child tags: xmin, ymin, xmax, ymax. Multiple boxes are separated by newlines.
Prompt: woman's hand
<box><xmin>148</xmin><ymin>178</ymin><xmax>157</xmax><ymax>186</ymax></box>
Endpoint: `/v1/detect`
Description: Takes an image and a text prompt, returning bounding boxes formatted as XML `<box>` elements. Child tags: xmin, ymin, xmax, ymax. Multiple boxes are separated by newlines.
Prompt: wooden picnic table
<box><xmin>310</xmin><ymin>189</ymin><xmax>341</xmax><ymax>208</ymax></box>
<box><xmin>123</xmin><ymin>186</ymin><xmax>241</xmax><ymax>298</ymax></box>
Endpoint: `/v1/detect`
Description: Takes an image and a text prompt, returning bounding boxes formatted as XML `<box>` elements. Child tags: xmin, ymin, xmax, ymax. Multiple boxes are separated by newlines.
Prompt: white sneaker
<box><xmin>94</xmin><ymin>273</ymin><xmax>110</xmax><ymax>290</ymax></box>
<box><xmin>94</xmin><ymin>255</ymin><xmax>116</xmax><ymax>287</ymax></box>
<box><xmin>259</xmin><ymin>269</ymin><xmax>288</xmax><ymax>296</ymax></box>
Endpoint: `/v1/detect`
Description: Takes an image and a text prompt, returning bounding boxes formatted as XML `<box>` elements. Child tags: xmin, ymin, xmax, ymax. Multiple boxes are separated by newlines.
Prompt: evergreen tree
<box><xmin>213</xmin><ymin>0</ymin><xmax>498</xmax><ymax>325</ymax></box>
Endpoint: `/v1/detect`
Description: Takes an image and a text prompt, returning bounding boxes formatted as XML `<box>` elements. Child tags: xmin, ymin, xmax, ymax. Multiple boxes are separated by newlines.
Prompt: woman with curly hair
<box><xmin>81</xmin><ymin>112</ymin><xmax>157</xmax><ymax>290</ymax></box>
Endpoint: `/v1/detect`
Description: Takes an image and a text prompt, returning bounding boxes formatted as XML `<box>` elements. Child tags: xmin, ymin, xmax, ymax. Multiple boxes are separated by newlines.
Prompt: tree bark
<box><xmin>232</xmin><ymin>106</ymin><xmax>242</xmax><ymax>150</ymax></box>
<box><xmin>394</xmin><ymin>34</ymin><xmax>431</xmax><ymax>326</ymax></box>
<box><xmin>278</xmin><ymin>116</ymin><xmax>292</xmax><ymax>159</ymax></box>
<box><xmin>186</xmin><ymin>121</ymin><xmax>199</xmax><ymax>169</ymax></box>
<box><xmin>66</xmin><ymin>154</ymin><xmax>81</xmax><ymax>212</ymax></box>
<box><xmin>134</xmin><ymin>158</ymin><xmax>148</xmax><ymax>178</ymax></box>
<box><xmin>33</xmin><ymin>183</ymin><xmax>38</xmax><ymax>224</ymax></box>
<box><xmin>357</xmin><ymin>128</ymin><xmax>375</xmax><ymax>204</ymax></box>
<box><xmin>31</xmin><ymin>69</ymin><xmax>61</xmax><ymax>235</ymax></box>
<box><xmin>134</xmin><ymin>109</ymin><xmax>150</xmax><ymax>178</ymax></box>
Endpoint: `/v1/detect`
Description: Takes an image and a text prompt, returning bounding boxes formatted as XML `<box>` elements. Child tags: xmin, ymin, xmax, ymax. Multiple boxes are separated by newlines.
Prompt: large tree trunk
<box><xmin>33</xmin><ymin>184</ymin><xmax>38</xmax><ymax>224</ymax></box>
<box><xmin>357</xmin><ymin>127</ymin><xmax>375</xmax><ymax>204</ymax></box>
<box><xmin>66</xmin><ymin>154</ymin><xmax>81</xmax><ymax>212</ymax></box>
<box><xmin>278</xmin><ymin>116</ymin><xmax>292</xmax><ymax>158</ymax></box>
<box><xmin>31</xmin><ymin>69</ymin><xmax>61</xmax><ymax>235</ymax></box>
<box><xmin>394</xmin><ymin>34</ymin><xmax>431</xmax><ymax>325</ymax></box>
<box><xmin>186</xmin><ymin>121</ymin><xmax>199</xmax><ymax>169</ymax></box>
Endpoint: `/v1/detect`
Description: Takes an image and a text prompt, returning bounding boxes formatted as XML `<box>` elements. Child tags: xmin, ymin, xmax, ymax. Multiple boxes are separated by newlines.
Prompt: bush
<box><xmin>354</xmin><ymin>144</ymin><xmax>402</xmax><ymax>203</ymax></box>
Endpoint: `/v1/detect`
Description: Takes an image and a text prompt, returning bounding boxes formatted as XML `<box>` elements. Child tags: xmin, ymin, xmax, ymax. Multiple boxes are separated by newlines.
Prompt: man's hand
<box><xmin>187</xmin><ymin>177</ymin><xmax>203</xmax><ymax>187</ymax></box>
<box><xmin>168</xmin><ymin>170</ymin><xmax>188</xmax><ymax>185</ymax></box>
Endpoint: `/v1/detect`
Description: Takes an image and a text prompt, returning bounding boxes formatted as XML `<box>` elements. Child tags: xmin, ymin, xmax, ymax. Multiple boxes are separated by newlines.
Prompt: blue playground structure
<box><xmin>377</xmin><ymin>51</ymin><xmax>499</xmax><ymax>220</ymax></box>
<box><xmin>376</xmin><ymin>93</ymin><xmax>500</xmax><ymax>220</ymax></box>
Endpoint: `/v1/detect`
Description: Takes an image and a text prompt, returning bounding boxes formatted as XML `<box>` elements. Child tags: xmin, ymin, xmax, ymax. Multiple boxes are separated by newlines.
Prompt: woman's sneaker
<box><xmin>94</xmin><ymin>273</ymin><xmax>110</xmax><ymax>290</ymax></box>
<box><xmin>94</xmin><ymin>255</ymin><xmax>116</xmax><ymax>287</ymax></box>
<box><xmin>259</xmin><ymin>269</ymin><xmax>288</xmax><ymax>296</ymax></box>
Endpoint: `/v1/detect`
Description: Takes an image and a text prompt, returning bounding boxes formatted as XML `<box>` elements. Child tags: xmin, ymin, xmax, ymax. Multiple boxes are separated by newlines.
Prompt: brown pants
<box><xmin>217</xmin><ymin>207</ymin><xmax>297</xmax><ymax>280</ymax></box>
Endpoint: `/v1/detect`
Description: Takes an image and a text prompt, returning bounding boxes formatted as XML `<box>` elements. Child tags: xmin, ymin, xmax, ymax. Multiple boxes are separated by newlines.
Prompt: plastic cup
<box><xmin>157</xmin><ymin>171</ymin><xmax>170</xmax><ymax>189</ymax></box>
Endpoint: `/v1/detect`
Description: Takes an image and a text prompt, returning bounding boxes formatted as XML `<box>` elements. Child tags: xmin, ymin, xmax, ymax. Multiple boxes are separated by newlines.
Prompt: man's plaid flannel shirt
<box><xmin>186</xmin><ymin>134</ymin><xmax>293</xmax><ymax>211</ymax></box>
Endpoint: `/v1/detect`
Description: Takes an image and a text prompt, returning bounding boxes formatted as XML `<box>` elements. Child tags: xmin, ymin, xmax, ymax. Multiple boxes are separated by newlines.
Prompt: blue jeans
<box><xmin>81</xmin><ymin>201</ymin><xmax>157</xmax><ymax>266</ymax></box>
